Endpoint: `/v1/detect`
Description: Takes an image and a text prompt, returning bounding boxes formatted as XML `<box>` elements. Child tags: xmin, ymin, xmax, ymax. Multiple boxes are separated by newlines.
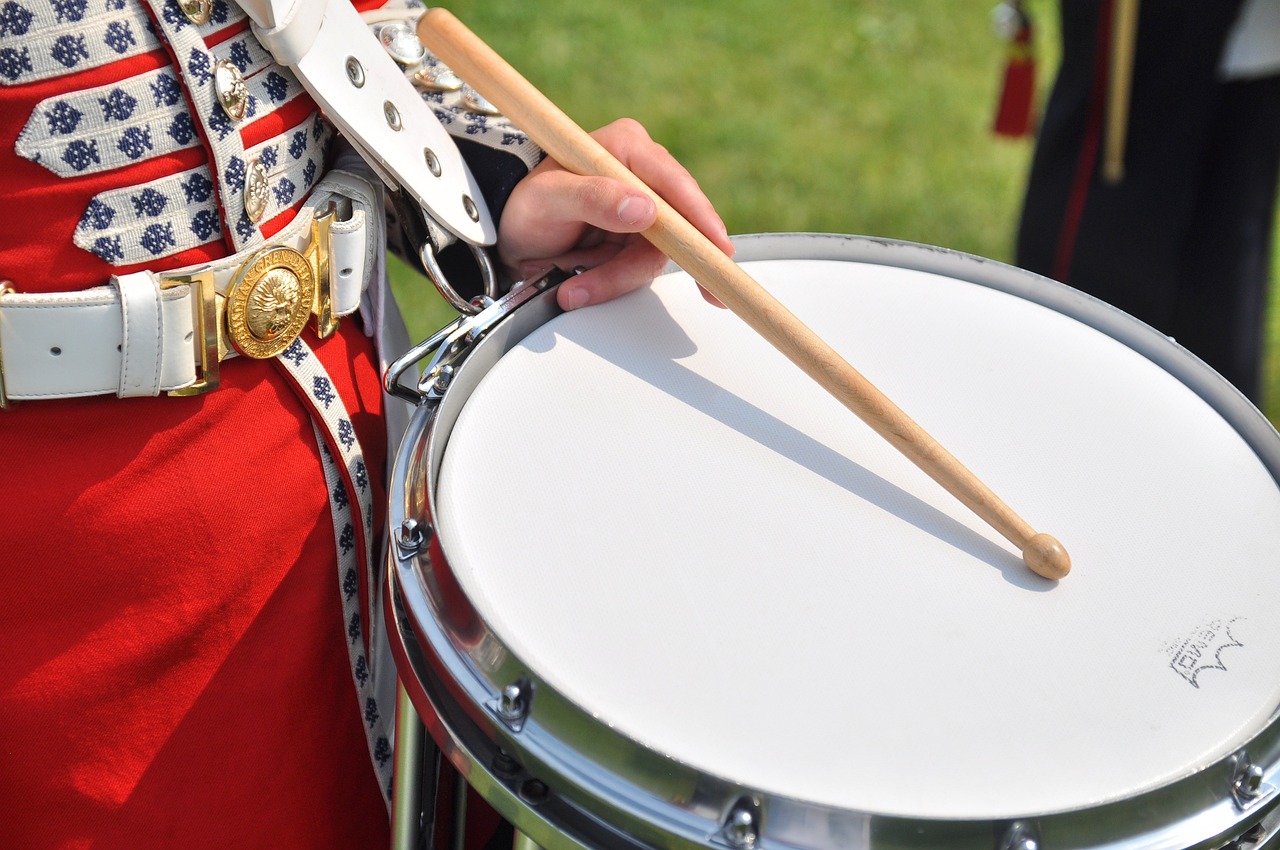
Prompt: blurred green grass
<box><xmin>391</xmin><ymin>0</ymin><xmax>1279</xmax><ymax>423</ymax></box>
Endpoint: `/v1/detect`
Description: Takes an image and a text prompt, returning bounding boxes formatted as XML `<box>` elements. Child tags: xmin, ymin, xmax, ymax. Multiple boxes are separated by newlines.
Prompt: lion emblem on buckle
<box><xmin>228</xmin><ymin>247</ymin><xmax>316</xmax><ymax>359</ymax></box>
<box><xmin>247</xmin><ymin>269</ymin><xmax>302</xmax><ymax>341</ymax></box>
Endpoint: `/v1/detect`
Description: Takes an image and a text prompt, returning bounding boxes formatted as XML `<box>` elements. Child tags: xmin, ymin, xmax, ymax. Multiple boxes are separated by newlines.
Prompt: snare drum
<box><xmin>385</xmin><ymin>233</ymin><xmax>1280</xmax><ymax>850</ymax></box>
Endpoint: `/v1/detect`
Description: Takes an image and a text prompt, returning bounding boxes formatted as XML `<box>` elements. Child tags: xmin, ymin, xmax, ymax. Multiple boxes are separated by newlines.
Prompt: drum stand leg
<box><xmin>391</xmin><ymin>680</ymin><xmax>427</xmax><ymax>850</ymax></box>
<box><xmin>451</xmin><ymin>770</ymin><xmax>468</xmax><ymax>850</ymax></box>
<box><xmin>388</xmin><ymin>679</ymin><xmax>541</xmax><ymax>850</ymax></box>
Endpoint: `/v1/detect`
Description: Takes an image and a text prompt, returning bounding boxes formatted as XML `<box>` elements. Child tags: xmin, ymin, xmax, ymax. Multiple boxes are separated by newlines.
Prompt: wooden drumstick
<box><xmin>418</xmin><ymin>9</ymin><xmax>1071</xmax><ymax>580</ymax></box>
<box><xmin>1103</xmin><ymin>0</ymin><xmax>1140</xmax><ymax>183</ymax></box>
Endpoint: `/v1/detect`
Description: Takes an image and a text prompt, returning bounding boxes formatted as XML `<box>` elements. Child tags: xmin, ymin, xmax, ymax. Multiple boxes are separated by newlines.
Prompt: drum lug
<box><xmin>490</xmin><ymin>678</ymin><xmax>532</xmax><ymax>732</ymax></box>
<box><xmin>1220</xmin><ymin>823</ymin><xmax>1268</xmax><ymax>850</ymax></box>
<box><xmin>395</xmin><ymin>517</ymin><xmax>431</xmax><ymax>557</ymax></box>
<box><xmin>999</xmin><ymin>820</ymin><xmax>1041</xmax><ymax>850</ymax></box>
<box><xmin>1231</xmin><ymin>752</ymin><xmax>1277</xmax><ymax>811</ymax></box>
<box><xmin>716</xmin><ymin>796</ymin><xmax>763</xmax><ymax>849</ymax></box>
<box><xmin>491</xmin><ymin>749</ymin><xmax>521</xmax><ymax>779</ymax></box>
<box><xmin>489</xmin><ymin>750</ymin><xmax>552</xmax><ymax>808</ymax></box>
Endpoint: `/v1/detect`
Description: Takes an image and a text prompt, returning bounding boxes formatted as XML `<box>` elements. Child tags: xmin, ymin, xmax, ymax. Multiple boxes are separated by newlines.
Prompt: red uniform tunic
<box><xmin>0</xmin><ymin>0</ymin><xmax>395</xmax><ymax>846</ymax></box>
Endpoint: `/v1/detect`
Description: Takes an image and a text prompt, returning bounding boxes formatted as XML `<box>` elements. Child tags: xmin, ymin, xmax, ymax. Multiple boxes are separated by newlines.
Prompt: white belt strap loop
<box><xmin>242</xmin><ymin>0</ymin><xmax>327</xmax><ymax>67</ymax></box>
<box><xmin>330</xmin><ymin>209</ymin><xmax>368</xmax><ymax>318</ymax></box>
<box><xmin>114</xmin><ymin>271</ymin><xmax>166</xmax><ymax>398</ymax></box>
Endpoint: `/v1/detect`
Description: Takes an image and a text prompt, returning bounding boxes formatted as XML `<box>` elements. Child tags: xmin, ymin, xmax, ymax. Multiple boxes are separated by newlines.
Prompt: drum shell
<box><xmin>386</xmin><ymin>233</ymin><xmax>1280</xmax><ymax>850</ymax></box>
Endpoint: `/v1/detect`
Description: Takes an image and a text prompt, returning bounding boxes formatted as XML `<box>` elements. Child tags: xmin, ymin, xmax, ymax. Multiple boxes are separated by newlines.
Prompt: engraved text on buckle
<box><xmin>161</xmin><ymin>208</ymin><xmax>338</xmax><ymax>396</ymax></box>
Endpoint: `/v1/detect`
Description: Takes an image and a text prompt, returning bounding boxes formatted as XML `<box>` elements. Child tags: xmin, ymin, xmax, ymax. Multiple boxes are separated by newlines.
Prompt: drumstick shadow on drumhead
<box><xmin>550</xmin><ymin>287</ymin><xmax>1049</xmax><ymax>590</ymax></box>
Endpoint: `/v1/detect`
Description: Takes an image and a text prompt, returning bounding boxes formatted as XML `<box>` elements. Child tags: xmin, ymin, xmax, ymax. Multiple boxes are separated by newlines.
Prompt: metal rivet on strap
<box><xmin>177</xmin><ymin>0</ymin><xmax>211</xmax><ymax>25</ymax></box>
<box><xmin>345</xmin><ymin>56</ymin><xmax>366</xmax><ymax>88</ymax></box>
<box><xmin>377</xmin><ymin>22</ymin><xmax>427</xmax><ymax>65</ymax></box>
<box><xmin>213</xmin><ymin>59</ymin><xmax>248</xmax><ymax>122</ymax></box>
<box><xmin>244</xmin><ymin>159</ymin><xmax>269</xmax><ymax>223</ymax></box>
<box><xmin>423</xmin><ymin>147</ymin><xmax>442</xmax><ymax>177</ymax></box>
<box><xmin>384</xmin><ymin>101</ymin><xmax>402</xmax><ymax>131</ymax></box>
<box><xmin>463</xmin><ymin>195</ymin><xmax>479</xmax><ymax>222</ymax></box>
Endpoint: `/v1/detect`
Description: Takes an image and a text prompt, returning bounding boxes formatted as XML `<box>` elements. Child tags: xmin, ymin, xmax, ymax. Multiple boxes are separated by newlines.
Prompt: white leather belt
<box><xmin>0</xmin><ymin>177</ymin><xmax>376</xmax><ymax>406</ymax></box>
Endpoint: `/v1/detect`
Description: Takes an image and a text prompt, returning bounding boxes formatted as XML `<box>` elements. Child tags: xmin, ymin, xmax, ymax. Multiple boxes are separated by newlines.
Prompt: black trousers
<box><xmin>1016</xmin><ymin>0</ymin><xmax>1280</xmax><ymax>401</ymax></box>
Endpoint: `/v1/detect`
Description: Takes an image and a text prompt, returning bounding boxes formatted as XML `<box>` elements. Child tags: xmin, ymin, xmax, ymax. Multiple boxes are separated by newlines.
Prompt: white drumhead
<box><xmin>435</xmin><ymin>246</ymin><xmax>1280</xmax><ymax>818</ymax></box>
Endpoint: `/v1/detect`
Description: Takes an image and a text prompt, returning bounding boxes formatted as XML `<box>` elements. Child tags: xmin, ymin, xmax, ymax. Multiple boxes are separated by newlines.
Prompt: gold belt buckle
<box><xmin>161</xmin><ymin>208</ymin><xmax>339</xmax><ymax>396</ymax></box>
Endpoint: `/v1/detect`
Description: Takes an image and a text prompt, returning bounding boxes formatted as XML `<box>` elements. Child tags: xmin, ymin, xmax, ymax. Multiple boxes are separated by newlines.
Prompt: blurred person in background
<box><xmin>1015</xmin><ymin>0</ymin><xmax>1280</xmax><ymax>402</ymax></box>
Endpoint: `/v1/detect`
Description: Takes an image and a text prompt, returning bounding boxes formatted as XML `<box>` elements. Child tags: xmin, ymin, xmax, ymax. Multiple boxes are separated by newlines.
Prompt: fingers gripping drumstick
<box><xmin>418</xmin><ymin>9</ymin><xmax>1071</xmax><ymax>580</ymax></box>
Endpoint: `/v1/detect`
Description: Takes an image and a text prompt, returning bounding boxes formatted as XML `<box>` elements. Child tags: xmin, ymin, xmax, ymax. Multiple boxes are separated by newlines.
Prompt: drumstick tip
<box><xmin>1023</xmin><ymin>533</ymin><xmax>1071</xmax><ymax>580</ymax></box>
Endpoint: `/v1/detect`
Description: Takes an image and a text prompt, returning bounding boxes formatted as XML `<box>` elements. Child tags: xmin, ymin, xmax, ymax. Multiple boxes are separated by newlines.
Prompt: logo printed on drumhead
<box><xmin>1166</xmin><ymin>618</ymin><xmax>1244</xmax><ymax>689</ymax></box>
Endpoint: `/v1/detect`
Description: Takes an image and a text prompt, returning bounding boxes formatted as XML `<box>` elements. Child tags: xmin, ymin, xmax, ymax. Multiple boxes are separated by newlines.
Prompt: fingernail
<box><xmin>617</xmin><ymin>195</ymin><xmax>653</xmax><ymax>226</ymax></box>
<box><xmin>561</xmin><ymin>285</ymin><xmax>589</xmax><ymax>310</ymax></box>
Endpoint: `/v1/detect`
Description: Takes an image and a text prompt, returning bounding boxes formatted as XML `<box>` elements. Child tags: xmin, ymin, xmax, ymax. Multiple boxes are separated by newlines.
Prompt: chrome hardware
<box><xmin>720</xmin><ymin>797</ymin><xmax>762</xmax><ymax>849</ymax></box>
<box><xmin>423</xmin><ymin>147</ymin><xmax>442</xmax><ymax>177</ymax></box>
<box><xmin>383</xmin><ymin>267</ymin><xmax>567</xmax><ymax>405</ymax></box>
<box><xmin>492</xmin><ymin>679</ymin><xmax>531</xmax><ymax>732</ymax></box>
<box><xmin>491</xmin><ymin>750</ymin><xmax>521</xmax><ymax>779</ymax></box>
<box><xmin>389</xmin><ymin>189</ymin><xmax>498</xmax><ymax>315</ymax></box>
<box><xmin>345</xmin><ymin>56</ymin><xmax>365</xmax><ymax>88</ymax></box>
<box><xmin>519</xmin><ymin>779</ymin><xmax>550</xmax><ymax>806</ymax></box>
<box><xmin>384</xmin><ymin>318</ymin><xmax>463</xmax><ymax>404</ymax></box>
<box><xmin>419</xmin><ymin>239</ymin><xmax>499</xmax><ymax>316</ymax></box>
<box><xmin>1231</xmin><ymin>752</ymin><xmax>1275</xmax><ymax>810</ymax></box>
<box><xmin>1000</xmin><ymin>821</ymin><xmax>1041</xmax><ymax>850</ymax></box>
<box><xmin>498</xmin><ymin>683</ymin><xmax>526</xmax><ymax>721</ymax></box>
<box><xmin>1223</xmin><ymin>823</ymin><xmax>1268</xmax><ymax>850</ymax></box>
<box><xmin>428</xmin><ymin>364</ymin><xmax>454</xmax><ymax>395</ymax></box>
<box><xmin>463</xmin><ymin>195</ymin><xmax>480</xmax><ymax>222</ymax></box>
<box><xmin>396</xmin><ymin>518</ymin><xmax>428</xmax><ymax>556</ymax></box>
<box><xmin>384</xmin><ymin>101</ymin><xmax>402</xmax><ymax>132</ymax></box>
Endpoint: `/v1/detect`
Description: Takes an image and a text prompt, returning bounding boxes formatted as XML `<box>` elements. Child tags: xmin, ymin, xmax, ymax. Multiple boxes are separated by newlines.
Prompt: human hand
<box><xmin>495</xmin><ymin>118</ymin><xmax>734</xmax><ymax>311</ymax></box>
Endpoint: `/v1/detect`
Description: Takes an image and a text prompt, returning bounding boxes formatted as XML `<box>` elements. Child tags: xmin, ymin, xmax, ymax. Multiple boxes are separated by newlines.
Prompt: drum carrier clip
<box><xmin>384</xmin><ymin>266</ymin><xmax>569</xmax><ymax>406</ymax></box>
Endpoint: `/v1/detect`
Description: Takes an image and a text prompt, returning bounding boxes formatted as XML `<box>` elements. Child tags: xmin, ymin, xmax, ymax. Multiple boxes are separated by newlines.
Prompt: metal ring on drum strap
<box><xmin>420</xmin><ymin>238</ymin><xmax>501</xmax><ymax>316</ymax></box>
<box><xmin>389</xmin><ymin>186</ymin><xmax>502</xmax><ymax>317</ymax></box>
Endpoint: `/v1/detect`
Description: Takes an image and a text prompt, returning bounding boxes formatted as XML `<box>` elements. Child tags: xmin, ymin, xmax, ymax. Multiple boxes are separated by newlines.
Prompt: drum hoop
<box><xmin>387</xmin><ymin>233</ymin><xmax>1280</xmax><ymax>850</ymax></box>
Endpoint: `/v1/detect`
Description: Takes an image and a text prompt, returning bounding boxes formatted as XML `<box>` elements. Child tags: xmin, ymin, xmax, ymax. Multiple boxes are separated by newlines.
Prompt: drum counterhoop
<box><xmin>386</xmin><ymin>234</ymin><xmax>1280</xmax><ymax>850</ymax></box>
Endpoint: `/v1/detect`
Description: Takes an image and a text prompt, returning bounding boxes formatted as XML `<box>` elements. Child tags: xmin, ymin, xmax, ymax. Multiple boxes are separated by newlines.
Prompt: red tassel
<box><xmin>993</xmin><ymin>12</ymin><xmax>1037</xmax><ymax>138</ymax></box>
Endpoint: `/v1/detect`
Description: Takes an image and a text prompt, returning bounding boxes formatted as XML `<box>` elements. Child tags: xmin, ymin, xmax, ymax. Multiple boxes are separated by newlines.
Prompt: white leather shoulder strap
<box><xmin>236</xmin><ymin>0</ymin><xmax>497</xmax><ymax>246</ymax></box>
